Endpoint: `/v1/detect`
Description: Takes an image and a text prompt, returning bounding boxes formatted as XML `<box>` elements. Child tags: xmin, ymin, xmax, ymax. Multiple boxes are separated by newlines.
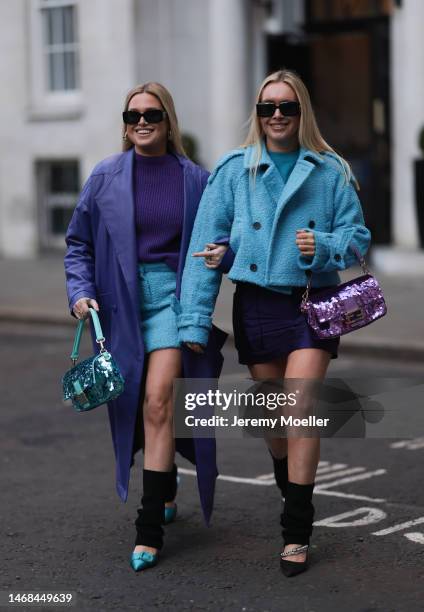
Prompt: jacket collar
<box><xmin>241</xmin><ymin>141</ymin><xmax>325</xmax><ymax>220</ymax></box>
<box><xmin>243</xmin><ymin>142</ymin><xmax>324</xmax><ymax>169</ymax></box>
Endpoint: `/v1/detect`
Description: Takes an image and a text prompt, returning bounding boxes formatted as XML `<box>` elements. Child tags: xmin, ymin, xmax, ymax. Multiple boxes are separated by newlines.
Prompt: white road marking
<box><xmin>404</xmin><ymin>532</ymin><xmax>424</xmax><ymax>544</ymax></box>
<box><xmin>251</xmin><ymin>460</ymin><xmax>335</xmax><ymax>480</ymax></box>
<box><xmin>178</xmin><ymin>463</ymin><xmax>422</xmax><ymax>544</ymax></box>
<box><xmin>315</xmin><ymin>469</ymin><xmax>386</xmax><ymax>490</ymax></box>
<box><xmin>372</xmin><ymin>516</ymin><xmax>424</xmax><ymax>536</ymax></box>
<box><xmin>215</xmin><ymin>474</ymin><xmax>275</xmax><ymax>486</ymax></box>
<box><xmin>178</xmin><ymin>464</ymin><xmax>387</xmax><ymax>503</ymax></box>
<box><xmin>314</xmin><ymin>490</ymin><xmax>386</xmax><ymax>503</ymax></box>
<box><xmin>315</xmin><ymin>467</ymin><xmax>366</xmax><ymax>482</ymax></box>
<box><xmin>178</xmin><ymin>467</ymin><xmax>274</xmax><ymax>486</ymax></box>
<box><xmin>314</xmin><ymin>507</ymin><xmax>387</xmax><ymax>528</ymax></box>
<box><xmin>316</xmin><ymin>463</ymin><xmax>347</xmax><ymax>474</ymax></box>
<box><xmin>390</xmin><ymin>437</ymin><xmax>424</xmax><ymax>450</ymax></box>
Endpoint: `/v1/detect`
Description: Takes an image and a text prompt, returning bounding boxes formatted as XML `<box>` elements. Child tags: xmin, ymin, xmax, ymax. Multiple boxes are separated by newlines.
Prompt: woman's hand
<box><xmin>192</xmin><ymin>243</ymin><xmax>228</xmax><ymax>269</ymax></box>
<box><xmin>73</xmin><ymin>297</ymin><xmax>99</xmax><ymax>320</ymax></box>
<box><xmin>184</xmin><ymin>342</ymin><xmax>205</xmax><ymax>354</ymax></box>
<box><xmin>296</xmin><ymin>230</ymin><xmax>315</xmax><ymax>257</ymax></box>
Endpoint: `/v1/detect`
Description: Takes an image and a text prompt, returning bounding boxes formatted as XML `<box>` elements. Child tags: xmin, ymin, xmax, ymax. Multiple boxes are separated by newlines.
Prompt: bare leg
<box><xmin>248</xmin><ymin>359</ymin><xmax>288</xmax><ymax>459</ymax></box>
<box><xmin>282</xmin><ymin>348</ymin><xmax>331</xmax><ymax>561</ymax></box>
<box><xmin>134</xmin><ymin>348</ymin><xmax>181</xmax><ymax>555</ymax></box>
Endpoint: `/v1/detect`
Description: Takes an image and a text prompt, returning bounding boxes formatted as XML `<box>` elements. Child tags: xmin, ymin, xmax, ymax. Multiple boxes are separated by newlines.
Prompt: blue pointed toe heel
<box><xmin>164</xmin><ymin>503</ymin><xmax>178</xmax><ymax>525</ymax></box>
<box><xmin>130</xmin><ymin>550</ymin><xmax>158</xmax><ymax>572</ymax></box>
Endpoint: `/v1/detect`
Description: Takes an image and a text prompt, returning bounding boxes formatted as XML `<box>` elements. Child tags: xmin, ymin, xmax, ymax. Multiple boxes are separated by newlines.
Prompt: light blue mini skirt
<box><xmin>138</xmin><ymin>262</ymin><xmax>180</xmax><ymax>353</ymax></box>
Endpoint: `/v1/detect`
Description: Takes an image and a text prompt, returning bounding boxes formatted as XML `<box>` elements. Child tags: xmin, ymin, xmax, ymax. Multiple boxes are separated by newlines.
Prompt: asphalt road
<box><xmin>0</xmin><ymin>322</ymin><xmax>423</xmax><ymax>612</ymax></box>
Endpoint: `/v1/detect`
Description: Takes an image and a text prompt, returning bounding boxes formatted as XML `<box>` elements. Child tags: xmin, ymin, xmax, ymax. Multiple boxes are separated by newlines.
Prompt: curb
<box><xmin>337</xmin><ymin>342</ymin><xmax>424</xmax><ymax>363</ymax></box>
<box><xmin>224</xmin><ymin>334</ymin><xmax>424</xmax><ymax>363</ymax></box>
<box><xmin>2</xmin><ymin>310</ymin><xmax>422</xmax><ymax>363</ymax></box>
<box><xmin>0</xmin><ymin>309</ymin><xmax>73</xmax><ymax>327</ymax></box>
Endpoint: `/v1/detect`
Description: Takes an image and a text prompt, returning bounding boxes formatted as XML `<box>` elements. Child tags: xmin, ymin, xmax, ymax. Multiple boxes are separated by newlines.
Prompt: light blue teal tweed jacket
<box><xmin>175</xmin><ymin>144</ymin><xmax>371</xmax><ymax>345</ymax></box>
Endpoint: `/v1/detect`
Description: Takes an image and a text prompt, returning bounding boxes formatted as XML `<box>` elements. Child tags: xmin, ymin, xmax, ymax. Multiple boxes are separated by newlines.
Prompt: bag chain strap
<box><xmin>301</xmin><ymin>244</ymin><xmax>370</xmax><ymax>307</ymax></box>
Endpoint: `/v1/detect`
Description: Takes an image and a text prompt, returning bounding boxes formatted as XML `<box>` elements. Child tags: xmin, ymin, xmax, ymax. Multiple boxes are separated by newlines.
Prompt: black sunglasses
<box><xmin>256</xmin><ymin>101</ymin><xmax>301</xmax><ymax>117</ymax></box>
<box><xmin>122</xmin><ymin>109</ymin><xmax>167</xmax><ymax>125</ymax></box>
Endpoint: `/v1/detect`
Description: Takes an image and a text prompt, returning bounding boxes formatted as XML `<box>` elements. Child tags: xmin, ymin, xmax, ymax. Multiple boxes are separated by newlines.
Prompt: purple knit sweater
<box><xmin>134</xmin><ymin>152</ymin><xmax>184</xmax><ymax>272</ymax></box>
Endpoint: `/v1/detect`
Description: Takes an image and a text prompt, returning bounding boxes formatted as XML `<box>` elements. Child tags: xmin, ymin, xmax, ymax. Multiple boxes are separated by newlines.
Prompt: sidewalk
<box><xmin>1</xmin><ymin>256</ymin><xmax>423</xmax><ymax>361</ymax></box>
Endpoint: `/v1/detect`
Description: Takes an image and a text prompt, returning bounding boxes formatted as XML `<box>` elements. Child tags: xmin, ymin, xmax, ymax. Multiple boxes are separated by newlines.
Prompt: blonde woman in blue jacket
<box><xmin>176</xmin><ymin>69</ymin><xmax>371</xmax><ymax>576</ymax></box>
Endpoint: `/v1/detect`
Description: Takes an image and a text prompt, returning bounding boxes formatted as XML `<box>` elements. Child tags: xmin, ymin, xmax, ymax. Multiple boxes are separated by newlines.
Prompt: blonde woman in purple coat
<box><xmin>65</xmin><ymin>82</ymin><xmax>229</xmax><ymax>572</ymax></box>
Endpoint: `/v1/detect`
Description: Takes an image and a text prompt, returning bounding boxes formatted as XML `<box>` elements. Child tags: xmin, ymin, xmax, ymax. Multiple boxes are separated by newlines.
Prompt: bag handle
<box><xmin>301</xmin><ymin>243</ymin><xmax>369</xmax><ymax>306</ymax></box>
<box><xmin>70</xmin><ymin>307</ymin><xmax>106</xmax><ymax>364</ymax></box>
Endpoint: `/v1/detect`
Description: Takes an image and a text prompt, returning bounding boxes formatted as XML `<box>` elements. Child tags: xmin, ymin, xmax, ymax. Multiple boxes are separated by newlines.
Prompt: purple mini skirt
<box><xmin>232</xmin><ymin>282</ymin><xmax>340</xmax><ymax>365</ymax></box>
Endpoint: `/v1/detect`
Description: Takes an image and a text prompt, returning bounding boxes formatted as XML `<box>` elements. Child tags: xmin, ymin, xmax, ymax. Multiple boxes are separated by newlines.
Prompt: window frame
<box><xmin>27</xmin><ymin>0</ymin><xmax>83</xmax><ymax>120</ymax></box>
<box><xmin>36</xmin><ymin>158</ymin><xmax>81</xmax><ymax>249</ymax></box>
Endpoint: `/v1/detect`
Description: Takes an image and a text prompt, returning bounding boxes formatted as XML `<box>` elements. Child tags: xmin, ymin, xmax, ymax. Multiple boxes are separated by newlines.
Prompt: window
<box><xmin>37</xmin><ymin>160</ymin><xmax>80</xmax><ymax>248</ymax></box>
<box><xmin>41</xmin><ymin>2</ymin><xmax>79</xmax><ymax>91</ymax></box>
<box><xmin>28</xmin><ymin>0</ymin><xmax>82</xmax><ymax>119</ymax></box>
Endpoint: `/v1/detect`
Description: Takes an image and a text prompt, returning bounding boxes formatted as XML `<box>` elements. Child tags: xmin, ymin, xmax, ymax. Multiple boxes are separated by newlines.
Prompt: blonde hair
<box><xmin>242</xmin><ymin>69</ymin><xmax>355</xmax><ymax>186</ymax></box>
<box><xmin>122</xmin><ymin>82</ymin><xmax>187</xmax><ymax>156</ymax></box>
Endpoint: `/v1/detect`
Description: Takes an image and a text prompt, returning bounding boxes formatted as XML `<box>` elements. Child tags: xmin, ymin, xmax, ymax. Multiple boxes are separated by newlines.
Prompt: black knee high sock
<box><xmin>164</xmin><ymin>463</ymin><xmax>178</xmax><ymax>503</ymax></box>
<box><xmin>269</xmin><ymin>451</ymin><xmax>288</xmax><ymax>498</ymax></box>
<box><xmin>135</xmin><ymin>469</ymin><xmax>172</xmax><ymax>549</ymax></box>
<box><xmin>281</xmin><ymin>481</ymin><xmax>315</xmax><ymax>546</ymax></box>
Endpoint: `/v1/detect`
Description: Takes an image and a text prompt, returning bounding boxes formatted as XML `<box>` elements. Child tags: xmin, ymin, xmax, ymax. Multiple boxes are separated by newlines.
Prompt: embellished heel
<box><xmin>280</xmin><ymin>544</ymin><xmax>309</xmax><ymax>577</ymax></box>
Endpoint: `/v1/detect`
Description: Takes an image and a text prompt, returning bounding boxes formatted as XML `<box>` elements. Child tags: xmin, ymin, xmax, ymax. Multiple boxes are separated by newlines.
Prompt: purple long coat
<box><xmin>64</xmin><ymin>148</ymin><xmax>229</xmax><ymax>524</ymax></box>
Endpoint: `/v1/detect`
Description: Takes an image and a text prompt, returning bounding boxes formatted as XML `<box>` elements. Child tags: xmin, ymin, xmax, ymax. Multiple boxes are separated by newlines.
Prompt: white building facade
<box><xmin>0</xmin><ymin>0</ymin><xmax>422</xmax><ymax>271</ymax></box>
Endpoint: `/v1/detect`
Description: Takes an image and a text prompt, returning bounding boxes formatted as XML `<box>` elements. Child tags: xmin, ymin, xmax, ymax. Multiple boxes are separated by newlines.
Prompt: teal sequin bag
<box><xmin>62</xmin><ymin>308</ymin><xmax>125</xmax><ymax>412</ymax></box>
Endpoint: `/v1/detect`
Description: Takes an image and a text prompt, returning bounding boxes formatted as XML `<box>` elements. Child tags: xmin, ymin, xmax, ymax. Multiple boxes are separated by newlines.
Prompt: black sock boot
<box><xmin>280</xmin><ymin>481</ymin><xmax>315</xmax><ymax>577</ymax></box>
<box><xmin>281</xmin><ymin>481</ymin><xmax>315</xmax><ymax>546</ymax></box>
<box><xmin>269</xmin><ymin>451</ymin><xmax>288</xmax><ymax>499</ymax></box>
<box><xmin>165</xmin><ymin>463</ymin><xmax>178</xmax><ymax>503</ymax></box>
<box><xmin>135</xmin><ymin>469</ymin><xmax>172</xmax><ymax>550</ymax></box>
<box><xmin>280</xmin><ymin>481</ymin><xmax>314</xmax><ymax>577</ymax></box>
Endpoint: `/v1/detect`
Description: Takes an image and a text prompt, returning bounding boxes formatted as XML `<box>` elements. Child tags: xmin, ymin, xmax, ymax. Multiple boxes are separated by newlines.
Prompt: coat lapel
<box><xmin>95</xmin><ymin>149</ymin><xmax>138</xmax><ymax>287</ymax></box>
<box><xmin>274</xmin><ymin>157</ymin><xmax>316</xmax><ymax>217</ymax></box>
<box><xmin>261</xmin><ymin>164</ymin><xmax>285</xmax><ymax>208</ymax></box>
<box><xmin>270</xmin><ymin>148</ymin><xmax>323</xmax><ymax>232</ymax></box>
<box><xmin>244</xmin><ymin>144</ymin><xmax>283</xmax><ymax>208</ymax></box>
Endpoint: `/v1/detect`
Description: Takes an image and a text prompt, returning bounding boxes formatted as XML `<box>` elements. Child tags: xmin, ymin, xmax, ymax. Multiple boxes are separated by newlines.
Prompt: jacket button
<box><xmin>253</xmin><ymin>221</ymin><xmax>261</xmax><ymax>230</ymax></box>
<box><xmin>334</xmin><ymin>254</ymin><xmax>341</xmax><ymax>262</ymax></box>
<box><xmin>250</xmin><ymin>263</ymin><xmax>257</xmax><ymax>272</ymax></box>
<box><xmin>308</xmin><ymin>220</ymin><xmax>315</xmax><ymax>229</ymax></box>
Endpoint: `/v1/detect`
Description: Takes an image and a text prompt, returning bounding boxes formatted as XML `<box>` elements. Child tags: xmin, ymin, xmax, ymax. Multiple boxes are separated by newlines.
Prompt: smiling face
<box><xmin>259</xmin><ymin>81</ymin><xmax>301</xmax><ymax>152</ymax></box>
<box><xmin>125</xmin><ymin>92</ymin><xmax>169</xmax><ymax>156</ymax></box>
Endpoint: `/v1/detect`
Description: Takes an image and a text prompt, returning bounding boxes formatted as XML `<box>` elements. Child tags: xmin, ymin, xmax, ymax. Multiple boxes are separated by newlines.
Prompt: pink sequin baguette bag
<box><xmin>300</xmin><ymin>245</ymin><xmax>387</xmax><ymax>339</ymax></box>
